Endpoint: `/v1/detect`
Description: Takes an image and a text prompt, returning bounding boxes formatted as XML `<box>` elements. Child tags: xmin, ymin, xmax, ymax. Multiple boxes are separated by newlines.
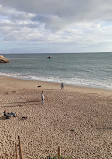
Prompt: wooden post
<box><xmin>18</xmin><ymin>136</ymin><xmax>23</xmax><ymax>159</ymax></box>
<box><xmin>15</xmin><ymin>143</ymin><xmax>18</xmax><ymax>159</ymax></box>
<box><xmin>57</xmin><ymin>146</ymin><xmax>61</xmax><ymax>157</ymax></box>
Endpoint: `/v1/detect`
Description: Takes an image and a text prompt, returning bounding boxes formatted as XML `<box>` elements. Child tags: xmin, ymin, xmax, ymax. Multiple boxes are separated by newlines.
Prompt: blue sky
<box><xmin>0</xmin><ymin>0</ymin><xmax>112</xmax><ymax>53</ymax></box>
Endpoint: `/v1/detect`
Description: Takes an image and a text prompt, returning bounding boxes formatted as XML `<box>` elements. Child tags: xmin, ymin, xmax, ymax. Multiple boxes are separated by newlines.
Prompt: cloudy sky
<box><xmin>0</xmin><ymin>0</ymin><xmax>112</xmax><ymax>53</ymax></box>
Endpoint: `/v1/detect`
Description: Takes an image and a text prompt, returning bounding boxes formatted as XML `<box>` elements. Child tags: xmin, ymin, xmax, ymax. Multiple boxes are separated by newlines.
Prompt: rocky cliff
<box><xmin>0</xmin><ymin>55</ymin><xmax>9</xmax><ymax>63</ymax></box>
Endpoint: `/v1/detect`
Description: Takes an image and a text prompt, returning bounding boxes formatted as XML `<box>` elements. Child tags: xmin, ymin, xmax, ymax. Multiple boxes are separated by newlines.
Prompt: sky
<box><xmin>0</xmin><ymin>0</ymin><xmax>112</xmax><ymax>53</ymax></box>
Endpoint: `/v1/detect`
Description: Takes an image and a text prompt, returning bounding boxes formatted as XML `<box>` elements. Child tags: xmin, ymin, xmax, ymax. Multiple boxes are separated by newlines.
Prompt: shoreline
<box><xmin>0</xmin><ymin>76</ymin><xmax>112</xmax><ymax>96</ymax></box>
<box><xmin>0</xmin><ymin>72</ymin><xmax>112</xmax><ymax>91</ymax></box>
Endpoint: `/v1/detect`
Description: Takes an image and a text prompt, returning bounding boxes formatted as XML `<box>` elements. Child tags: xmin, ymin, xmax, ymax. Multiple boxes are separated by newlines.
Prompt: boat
<box><xmin>47</xmin><ymin>56</ymin><xmax>52</xmax><ymax>59</ymax></box>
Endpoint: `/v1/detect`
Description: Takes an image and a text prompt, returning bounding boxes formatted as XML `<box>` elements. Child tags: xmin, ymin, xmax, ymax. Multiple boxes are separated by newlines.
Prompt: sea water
<box><xmin>0</xmin><ymin>52</ymin><xmax>112</xmax><ymax>90</ymax></box>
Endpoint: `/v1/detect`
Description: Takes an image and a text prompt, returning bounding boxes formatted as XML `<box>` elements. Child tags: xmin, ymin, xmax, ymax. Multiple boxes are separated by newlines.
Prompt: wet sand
<box><xmin>0</xmin><ymin>77</ymin><xmax>112</xmax><ymax>159</ymax></box>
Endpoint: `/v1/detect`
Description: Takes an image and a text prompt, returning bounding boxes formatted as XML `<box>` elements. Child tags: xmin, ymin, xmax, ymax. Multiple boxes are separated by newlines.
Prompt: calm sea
<box><xmin>0</xmin><ymin>53</ymin><xmax>112</xmax><ymax>90</ymax></box>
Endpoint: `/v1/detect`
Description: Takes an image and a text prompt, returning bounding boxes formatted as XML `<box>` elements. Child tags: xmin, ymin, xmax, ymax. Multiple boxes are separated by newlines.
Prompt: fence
<box><xmin>15</xmin><ymin>136</ymin><xmax>23</xmax><ymax>159</ymax></box>
<box><xmin>15</xmin><ymin>136</ymin><xmax>61</xmax><ymax>159</ymax></box>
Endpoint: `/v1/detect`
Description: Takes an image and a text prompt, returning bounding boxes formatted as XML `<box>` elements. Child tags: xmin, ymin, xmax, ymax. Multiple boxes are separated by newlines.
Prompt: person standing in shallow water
<box><xmin>61</xmin><ymin>82</ymin><xmax>64</xmax><ymax>89</ymax></box>
<box><xmin>41</xmin><ymin>91</ymin><xmax>44</xmax><ymax>104</ymax></box>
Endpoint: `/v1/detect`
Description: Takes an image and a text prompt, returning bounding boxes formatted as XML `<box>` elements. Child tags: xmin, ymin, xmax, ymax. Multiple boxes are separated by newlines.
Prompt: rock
<box><xmin>0</xmin><ymin>55</ymin><xmax>9</xmax><ymax>63</ymax></box>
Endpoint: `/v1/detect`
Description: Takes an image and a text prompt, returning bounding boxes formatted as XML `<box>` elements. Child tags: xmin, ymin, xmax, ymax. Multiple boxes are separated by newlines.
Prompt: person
<box><xmin>10</xmin><ymin>112</ymin><xmax>16</xmax><ymax>117</ymax></box>
<box><xmin>3</xmin><ymin>110</ymin><xmax>11</xmax><ymax>119</ymax></box>
<box><xmin>41</xmin><ymin>91</ymin><xmax>44</xmax><ymax>104</ymax></box>
<box><xmin>3</xmin><ymin>110</ymin><xmax>7</xmax><ymax>117</ymax></box>
<box><xmin>61</xmin><ymin>82</ymin><xmax>64</xmax><ymax>89</ymax></box>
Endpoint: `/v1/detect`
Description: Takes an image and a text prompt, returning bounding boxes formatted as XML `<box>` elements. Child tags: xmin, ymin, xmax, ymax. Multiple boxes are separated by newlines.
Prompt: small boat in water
<box><xmin>47</xmin><ymin>56</ymin><xmax>51</xmax><ymax>59</ymax></box>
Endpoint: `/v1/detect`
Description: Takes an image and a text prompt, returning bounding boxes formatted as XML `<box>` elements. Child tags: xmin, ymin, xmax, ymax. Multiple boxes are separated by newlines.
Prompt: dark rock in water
<box><xmin>0</xmin><ymin>55</ymin><xmax>9</xmax><ymax>63</ymax></box>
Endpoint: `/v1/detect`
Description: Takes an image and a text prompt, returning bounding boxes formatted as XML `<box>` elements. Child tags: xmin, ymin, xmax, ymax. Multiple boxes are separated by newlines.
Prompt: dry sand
<box><xmin>0</xmin><ymin>76</ymin><xmax>112</xmax><ymax>159</ymax></box>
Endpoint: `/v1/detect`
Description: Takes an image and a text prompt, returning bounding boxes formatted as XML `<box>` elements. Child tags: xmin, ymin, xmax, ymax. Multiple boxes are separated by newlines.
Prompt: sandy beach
<box><xmin>0</xmin><ymin>76</ymin><xmax>112</xmax><ymax>159</ymax></box>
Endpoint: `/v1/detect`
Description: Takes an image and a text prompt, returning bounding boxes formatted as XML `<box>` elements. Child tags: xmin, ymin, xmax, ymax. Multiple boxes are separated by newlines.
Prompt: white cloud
<box><xmin>1</xmin><ymin>0</ymin><xmax>112</xmax><ymax>22</ymax></box>
<box><xmin>0</xmin><ymin>0</ymin><xmax>112</xmax><ymax>53</ymax></box>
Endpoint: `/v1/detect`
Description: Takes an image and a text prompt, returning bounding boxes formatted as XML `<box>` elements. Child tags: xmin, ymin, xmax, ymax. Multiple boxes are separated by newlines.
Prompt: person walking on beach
<box><xmin>61</xmin><ymin>82</ymin><xmax>64</xmax><ymax>89</ymax></box>
<box><xmin>41</xmin><ymin>91</ymin><xmax>44</xmax><ymax>104</ymax></box>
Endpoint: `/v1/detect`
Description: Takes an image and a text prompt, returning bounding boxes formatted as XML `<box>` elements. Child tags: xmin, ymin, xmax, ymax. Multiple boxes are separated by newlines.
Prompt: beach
<box><xmin>0</xmin><ymin>76</ymin><xmax>112</xmax><ymax>159</ymax></box>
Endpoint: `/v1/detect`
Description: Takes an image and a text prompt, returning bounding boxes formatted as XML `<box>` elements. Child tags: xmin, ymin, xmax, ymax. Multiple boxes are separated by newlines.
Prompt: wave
<box><xmin>0</xmin><ymin>72</ymin><xmax>112</xmax><ymax>90</ymax></box>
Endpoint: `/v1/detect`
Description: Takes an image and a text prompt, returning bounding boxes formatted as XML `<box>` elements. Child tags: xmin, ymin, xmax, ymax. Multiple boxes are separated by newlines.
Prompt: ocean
<box><xmin>0</xmin><ymin>52</ymin><xmax>112</xmax><ymax>90</ymax></box>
